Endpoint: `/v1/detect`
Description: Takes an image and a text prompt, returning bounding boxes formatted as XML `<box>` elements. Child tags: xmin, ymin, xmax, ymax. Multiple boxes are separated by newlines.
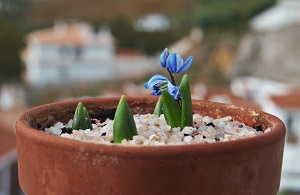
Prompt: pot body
<box><xmin>15</xmin><ymin>97</ymin><xmax>285</xmax><ymax>195</ymax></box>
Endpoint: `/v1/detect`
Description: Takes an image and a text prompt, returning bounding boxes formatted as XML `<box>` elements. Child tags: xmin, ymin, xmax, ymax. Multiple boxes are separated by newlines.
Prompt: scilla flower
<box><xmin>145</xmin><ymin>49</ymin><xmax>194</xmax><ymax>128</ymax></box>
<box><xmin>144</xmin><ymin>74</ymin><xmax>180</xmax><ymax>100</ymax></box>
<box><xmin>166</xmin><ymin>53</ymin><xmax>193</xmax><ymax>74</ymax></box>
<box><xmin>160</xmin><ymin>48</ymin><xmax>193</xmax><ymax>74</ymax></box>
<box><xmin>160</xmin><ymin>48</ymin><xmax>169</xmax><ymax>68</ymax></box>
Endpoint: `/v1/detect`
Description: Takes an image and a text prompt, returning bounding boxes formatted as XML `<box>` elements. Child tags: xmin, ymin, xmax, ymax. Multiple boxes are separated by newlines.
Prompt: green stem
<box><xmin>167</xmin><ymin>69</ymin><xmax>181</xmax><ymax>106</ymax></box>
<box><xmin>167</xmin><ymin>69</ymin><xmax>176</xmax><ymax>86</ymax></box>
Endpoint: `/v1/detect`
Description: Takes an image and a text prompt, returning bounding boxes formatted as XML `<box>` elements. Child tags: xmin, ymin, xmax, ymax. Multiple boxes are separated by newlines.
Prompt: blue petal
<box><xmin>144</xmin><ymin>74</ymin><xmax>169</xmax><ymax>89</ymax></box>
<box><xmin>144</xmin><ymin>74</ymin><xmax>180</xmax><ymax>98</ymax></box>
<box><xmin>160</xmin><ymin>48</ymin><xmax>169</xmax><ymax>68</ymax></box>
<box><xmin>176</xmin><ymin>56</ymin><xmax>193</xmax><ymax>73</ymax></box>
<box><xmin>150</xmin><ymin>84</ymin><xmax>162</xmax><ymax>96</ymax></box>
<box><xmin>167</xmin><ymin>83</ymin><xmax>180</xmax><ymax>100</ymax></box>
<box><xmin>166</xmin><ymin>53</ymin><xmax>179</xmax><ymax>73</ymax></box>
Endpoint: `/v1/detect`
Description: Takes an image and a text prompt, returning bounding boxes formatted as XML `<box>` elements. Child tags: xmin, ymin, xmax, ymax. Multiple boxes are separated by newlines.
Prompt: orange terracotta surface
<box><xmin>15</xmin><ymin>97</ymin><xmax>286</xmax><ymax>195</ymax></box>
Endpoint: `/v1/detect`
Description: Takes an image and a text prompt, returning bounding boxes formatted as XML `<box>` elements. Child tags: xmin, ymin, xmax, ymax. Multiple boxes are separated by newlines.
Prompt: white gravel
<box><xmin>44</xmin><ymin>114</ymin><xmax>271</xmax><ymax>145</ymax></box>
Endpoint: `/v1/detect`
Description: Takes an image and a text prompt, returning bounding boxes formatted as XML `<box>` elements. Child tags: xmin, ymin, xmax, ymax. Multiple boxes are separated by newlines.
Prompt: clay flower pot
<box><xmin>15</xmin><ymin>97</ymin><xmax>285</xmax><ymax>195</ymax></box>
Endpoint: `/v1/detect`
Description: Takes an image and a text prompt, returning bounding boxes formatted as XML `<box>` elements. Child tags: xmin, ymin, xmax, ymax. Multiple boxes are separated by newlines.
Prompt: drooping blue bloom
<box><xmin>160</xmin><ymin>48</ymin><xmax>169</xmax><ymax>68</ymax></box>
<box><xmin>167</xmin><ymin>82</ymin><xmax>180</xmax><ymax>100</ymax></box>
<box><xmin>144</xmin><ymin>74</ymin><xmax>180</xmax><ymax>99</ymax></box>
<box><xmin>166</xmin><ymin>53</ymin><xmax>193</xmax><ymax>74</ymax></box>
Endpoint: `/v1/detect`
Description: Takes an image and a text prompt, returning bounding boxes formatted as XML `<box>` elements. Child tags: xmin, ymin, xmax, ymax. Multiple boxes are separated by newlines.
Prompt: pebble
<box><xmin>44</xmin><ymin>114</ymin><xmax>271</xmax><ymax>145</ymax></box>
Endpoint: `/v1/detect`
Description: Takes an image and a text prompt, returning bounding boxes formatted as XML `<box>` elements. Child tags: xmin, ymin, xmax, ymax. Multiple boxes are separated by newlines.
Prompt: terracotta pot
<box><xmin>15</xmin><ymin>97</ymin><xmax>285</xmax><ymax>195</ymax></box>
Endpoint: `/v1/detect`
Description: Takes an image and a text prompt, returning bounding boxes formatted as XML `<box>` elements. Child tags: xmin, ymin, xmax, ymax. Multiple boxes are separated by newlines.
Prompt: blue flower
<box><xmin>160</xmin><ymin>48</ymin><xmax>169</xmax><ymax>68</ymax></box>
<box><xmin>144</xmin><ymin>74</ymin><xmax>180</xmax><ymax>99</ymax></box>
<box><xmin>167</xmin><ymin>82</ymin><xmax>180</xmax><ymax>100</ymax></box>
<box><xmin>166</xmin><ymin>53</ymin><xmax>193</xmax><ymax>74</ymax></box>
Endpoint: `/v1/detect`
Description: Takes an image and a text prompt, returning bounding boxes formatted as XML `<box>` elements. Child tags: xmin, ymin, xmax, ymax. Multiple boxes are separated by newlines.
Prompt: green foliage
<box><xmin>154</xmin><ymin>75</ymin><xmax>193</xmax><ymax>129</ymax></box>
<box><xmin>0</xmin><ymin>19</ymin><xmax>24</xmax><ymax>83</ymax></box>
<box><xmin>162</xmin><ymin>90</ymin><xmax>182</xmax><ymax>128</ymax></box>
<box><xmin>153</xmin><ymin>97</ymin><xmax>163</xmax><ymax>116</ymax></box>
<box><xmin>109</xmin><ymin>17</ymin><xmax>185</xmax><ymax>55</ymax></box>
<box><xmin>193</xmin><ymin>0</ymin><xmax>276</xmax><ymax>30</ymax></box>
<box><xmin>72</xmin><ymin>102</ymin><xmax>93</xmax><ymax>130</ymax></box>
<box><xmin>110</xmin><ymin>17</ymin><xmax>139</xmax><ymax>49</ymax></box>
<box><xmin>83</xmin><ymin>107</ymin><xmax>93</xmax><ymax>130</ymax></box>
<box><xmin>135</xmin><ymin>30</ymin><xmax>183</xmax><ymax>55</ymax></box>
<box><xmin>0</xmin><ymin>0</ymin><xmax>31</xmax><ymax>22</ymax></box>
<box><xmin>179</xmin><ymin>74</ymin><xmax>193</xmax><ymax>129</ymax></box>
<box><xmin>113</xmin><ymin>95</ymin><xmax>137</xmax><ymax>143</ymax></box>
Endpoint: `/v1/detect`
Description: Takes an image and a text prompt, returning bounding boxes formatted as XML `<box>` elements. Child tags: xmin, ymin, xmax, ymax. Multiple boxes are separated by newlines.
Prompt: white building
<box><xmin>251</xmin><ymin>0</ymin><xmax>300</xmax><ymax>32</ymax></box>
<box><xmin>22</xmin><ymin>21</ymin><xmax>158</xmax><ymax>87</ymax></box>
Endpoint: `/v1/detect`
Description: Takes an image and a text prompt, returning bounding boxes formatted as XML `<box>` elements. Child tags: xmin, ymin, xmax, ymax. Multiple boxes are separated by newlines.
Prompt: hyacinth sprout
<box><xmin>113</xmin><ymin>95</ymin><xmax>137</xmax><ymax>143</ymax></box>
<box><xmin>72</xmin><ymin>102</ymin><xmax>93</xmax><ymax>130</ymax></box>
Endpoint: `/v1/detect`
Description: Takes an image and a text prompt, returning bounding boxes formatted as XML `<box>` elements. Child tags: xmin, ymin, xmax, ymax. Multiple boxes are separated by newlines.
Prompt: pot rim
<box><xmin>15</xmin><ymin>97</ymin><xmax>286</xmax><ymax>157</ymax></box>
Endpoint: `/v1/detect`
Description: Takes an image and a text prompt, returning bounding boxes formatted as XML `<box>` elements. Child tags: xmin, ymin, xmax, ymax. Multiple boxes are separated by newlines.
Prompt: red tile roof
<box><xmin>27</xmin><ymin>24</ymin><xmax>87</xmax><ymax>46</ymax></box>
<box><xmin>26</xmin><ymin>22</ymin><xmax>113</xmax><ymax>46</ymax></box>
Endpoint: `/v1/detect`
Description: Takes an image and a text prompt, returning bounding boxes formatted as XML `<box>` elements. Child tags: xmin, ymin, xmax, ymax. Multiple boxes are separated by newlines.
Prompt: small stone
<box><xmin>182</xmin><ymin>126</ymin><xmax>194</xmax><ymax>135</ymax></box>
<box><xmin>160</xmin><ymin>124</ymin><xmax>171</xmax><ymax>132</ymax></box>
<box><xmin>149</xmin><ymin>134</ymin><xmax>159</xmax><ymax>141</ymax></box>
<box><xmin>61</xmin><ymin>133</ymin><xmax>73</xmax><ymax>139</ymax></box>
<box><xmin>50</xmin><ymin>127</ymin><xmax>62</xmax><ymax>135</ymax></box>
<box><xmin>256</xmin><ymin>125</ymin><xmax>263</xmax><ymax>132</ymax></box>
<box><xmin>264</xmin><ymin>128</ymin><xmax>271</xmax><ymax>133</ymax></box>
<box><xmin>203</xmin><ymin>116</ymin><xmax>213</xmax><ymax>124</ymax></box>
<box><xmin>45</xmin><ymin>113</ymin><xmax>271</xmax><ymax>145</ymax></box>
<box><xmin>183</xmin><ymin>136</ymin><xmax>193</xmax><ymax>144</ymax></box>
<box><xmin>206</xmin><ymin>122</ymin><xmax>215</xmax><ymax>127</ymax></box>
<box><xmin>224</xmin><ymin>134</ymin><xmax>233</xmax><ymax>140</ymax></box>
<box><xmin>206</xmin><ymin>127</ymin><xmax>216</xmax><ymax>136</ymax></box>
<box><xmin>61</xmin><ymin>127</ymin><xmax>73</xmax><ymax>134</ymax></box>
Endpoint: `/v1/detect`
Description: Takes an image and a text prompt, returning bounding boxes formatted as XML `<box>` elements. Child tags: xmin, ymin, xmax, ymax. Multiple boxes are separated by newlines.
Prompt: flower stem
<box><xmin>167</xmin><ymin>69</ymin><xmax>176</xmax><ymax>86</ymax></box>
<box><xmin>167</xmin><ymin>68</ymin><xmax>181</xmax><ymax>105</ymax></box>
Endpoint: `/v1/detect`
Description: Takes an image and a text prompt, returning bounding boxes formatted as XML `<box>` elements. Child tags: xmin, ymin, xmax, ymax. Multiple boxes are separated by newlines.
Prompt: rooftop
<box><xmin>27</xmin><ymin>21</ymin><xmax>114</xmax><ymax>46</ymax></box>
<box><xmin>251</xmin><ymin>0</ymin><xmax>300</xmax><ymax>32</ymax></box>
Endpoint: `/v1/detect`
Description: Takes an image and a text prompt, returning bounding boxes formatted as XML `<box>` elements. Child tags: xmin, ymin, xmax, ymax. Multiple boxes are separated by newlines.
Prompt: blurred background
<box><xmin>0</xmin><ymin>0</ymin><xmax>300</xmax><ymax>194</ymax></box>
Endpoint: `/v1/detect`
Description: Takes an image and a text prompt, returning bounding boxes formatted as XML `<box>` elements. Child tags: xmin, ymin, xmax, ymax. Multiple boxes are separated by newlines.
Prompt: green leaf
<box><xmin>72</xmin><ymin>102</ymin><xmax>93</xmax><ymax>130</ymax></box>
<box><xmin>113</xmin><ymin>95</ymin><xmax>137</xmax><ymax>143</ymax></box>
<box><xmin>78</xmin><ymin>102</ymin><xmax>88</xmax><ymax>129</ymax></box>
<box><xmin>162</xmin><ymin>89</ymin><xmax>181</xmax><ymax>128</ymax></box>
<box><xmin>84</xmin><ymin>107</ymin><xmax>93</xmax><ymax>130</ymax></box>
<box><xmin>153</xmin><ymin>97</ymin><xmax>163</xmax><ymax>116</ymax></box>
<box><xmin>72</xmin><ymin>103</ymin><xmax>80</xmax><ymax>130</ymax></box>
<box><xmin>179</xmin><ymin>74</ymin><xmax>193</xmax><ymax>129</ymax></box>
